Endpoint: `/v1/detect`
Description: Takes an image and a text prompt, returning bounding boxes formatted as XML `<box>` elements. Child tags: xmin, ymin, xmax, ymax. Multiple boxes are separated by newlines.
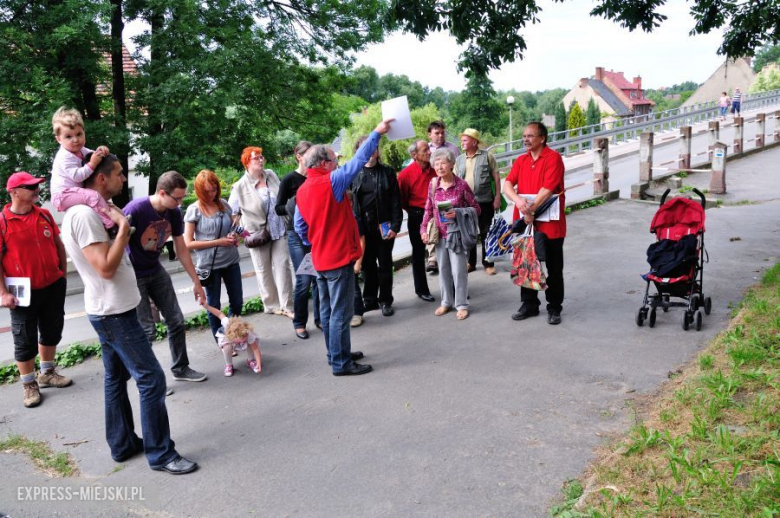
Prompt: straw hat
<box><xmin>458</xmin><ymin>128</ymin><xmax>483</xmax><ymax>146</ymax></box>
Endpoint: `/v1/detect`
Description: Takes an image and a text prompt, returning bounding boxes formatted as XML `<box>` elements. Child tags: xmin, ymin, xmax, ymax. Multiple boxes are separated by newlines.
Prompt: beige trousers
<box><xmin>249</xmin><ymin>236</ymin><xmax>293</xmax><ymax>313</ymax></box>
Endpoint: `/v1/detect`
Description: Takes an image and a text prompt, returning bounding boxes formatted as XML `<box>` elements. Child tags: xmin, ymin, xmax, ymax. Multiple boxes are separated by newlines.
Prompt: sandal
<box><xmin>434</xmin><ymin>306</ymin><xmax>450</xmax><ymax>316</ymax></box>
<box><xmin>456</xmin><ymin>309</ymin><xmax>469</xmax><ymax>320</ymax></box>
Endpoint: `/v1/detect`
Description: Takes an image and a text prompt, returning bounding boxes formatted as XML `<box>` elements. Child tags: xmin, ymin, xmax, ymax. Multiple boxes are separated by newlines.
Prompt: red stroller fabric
<box><xmin>649</xmin><ymin>197</ymin><xmax>705</xmax><ymax>241</ymax></box>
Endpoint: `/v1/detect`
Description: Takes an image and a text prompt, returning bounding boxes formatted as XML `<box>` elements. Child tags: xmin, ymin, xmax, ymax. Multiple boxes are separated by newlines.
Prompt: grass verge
<box><xmin>0</xmin><ymin>434</ymin><xmax>78</xmax><ymax>477</ymax></box>
<box><xmin>552</xmin><ymin>263</ymin><xmax>779</xmax><ymax>516</ymax></box>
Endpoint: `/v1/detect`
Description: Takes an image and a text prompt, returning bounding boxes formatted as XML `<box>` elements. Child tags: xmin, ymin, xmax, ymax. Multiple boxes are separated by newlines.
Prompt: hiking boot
<box><xmin>23</xmin><ymin>381</ymin><xmax>41</xmax><ymax>408</ymax></box>
<box><xmin>37</xmin><ymin>368</ymin><xmax>72</xmax><ymax>388</ymax></box>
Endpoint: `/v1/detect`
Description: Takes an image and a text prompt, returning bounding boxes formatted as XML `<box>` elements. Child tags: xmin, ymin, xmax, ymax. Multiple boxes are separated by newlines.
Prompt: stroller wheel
<box><xmin>704</xmin><ymin>296</ymin><xmax>712</xmax><ymax>315</ymax></box>
<box><xmin>694</xmin><ymin>309</ymin><xmax>704</xmax><ymax>331</ymax></box>
<box><xmin>662</xmin><ymin>295</ymin><xmax>670</xmax><ymax>312</ymax></box>
<box><xmin>681</xmin><ymin>311</ymin><xmax>690</xmax><ymax>331</ymax></box>
<box><xmin>636</xmin><ymin>307</ymin><xmax>645</xmax><ymax>327</ymax></box>
<box><xmin>648</xmin><ymin>309</ymin><xmax>657</xmax><ymax>328</ymax></box>
<box><xmin>691</xmin><ymin>293</ymin><xmax>701</xmax><ymax>311</ymax></box>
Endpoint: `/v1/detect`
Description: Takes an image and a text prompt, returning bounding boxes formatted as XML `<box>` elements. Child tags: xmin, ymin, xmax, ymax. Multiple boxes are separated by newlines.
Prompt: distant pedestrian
<box><xmin>719</xmin><ymin>92</ymin><xmax>730</xmax><ymax>121</ymax></box>
<box><xmin>0</xmin><ymin>172</ymin><xmax>70</xmax><ymax>408</ymax></box>
<box><xmin>61</xmin><ymin>155</ymin><xmax>197</xmax><ymax>474</ymax></box>
<box><xmin>503</xmin><ymin>122</ymin><xmax>567</xmax><ymax>326</ymax></box>
<box><xmin>455</xmin><ymin>128</ymin><xmax>501</xmax><ymax>276</ymax></box>
<box><xmin>123</xmin><ymin>171</ymin><xmax>208</xmax><ymax>383</ymax></box>
<box><xmin>398</xmin><ymin>140</ymin><xmax>436</xmax><ymax>302</ymax></box>
<box><xmin>294</xmin><ymin>119</ymin><xmax>393</xmax><ymax>376</ymax></box>
<box><xmin>731</xmin><ymin>87</ymin><xmax>742</xmax><ymax>116</ymax></box>
<box><xmin>200</xmin><ymin>300</ymin><xmax>262</xmax><ymax>377</ymax></box>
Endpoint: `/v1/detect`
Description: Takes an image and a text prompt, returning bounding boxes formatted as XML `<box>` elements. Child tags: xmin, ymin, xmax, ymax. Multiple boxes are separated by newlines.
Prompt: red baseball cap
<box><xmin>6</xmin><ymin>172</ymin><xmax>46</xmax><ymax>191</ymax></box>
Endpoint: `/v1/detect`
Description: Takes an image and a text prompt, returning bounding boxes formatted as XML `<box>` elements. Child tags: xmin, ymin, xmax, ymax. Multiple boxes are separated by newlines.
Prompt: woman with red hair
<box><xmin>227</xmin><ymin>147</ymin><xmax>293</xmax><ymax>318</ymax></box>
<box><xmin>184</xmin><ymin>170</ymin><xmax>244</xmax><ymax>337</ymax></box>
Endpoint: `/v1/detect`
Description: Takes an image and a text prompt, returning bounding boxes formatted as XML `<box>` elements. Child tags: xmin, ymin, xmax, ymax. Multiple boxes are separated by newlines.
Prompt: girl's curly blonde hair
<box><xmin>225</xmin><ymin>317</ymin><xmax>254</xmax><ymax>342</ymax></box>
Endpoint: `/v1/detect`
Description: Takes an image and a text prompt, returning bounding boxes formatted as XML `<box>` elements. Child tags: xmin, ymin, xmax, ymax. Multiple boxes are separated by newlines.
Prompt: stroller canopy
<box><xmin>650</xmin><ymin>197</ymin><xmax>705</xmax><ymax>240</ymax></box>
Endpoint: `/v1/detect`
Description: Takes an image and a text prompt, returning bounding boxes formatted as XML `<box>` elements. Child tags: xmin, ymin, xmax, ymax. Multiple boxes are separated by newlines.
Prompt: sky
<box><xmin>353</xmin><ymin>0</ymin><xmax>727</xmax><ymax>92</ymax></box>
<box><xmin>125</xmin><ymin>0</ymin><xmax>728</xmax><ymax>93</ymax></box>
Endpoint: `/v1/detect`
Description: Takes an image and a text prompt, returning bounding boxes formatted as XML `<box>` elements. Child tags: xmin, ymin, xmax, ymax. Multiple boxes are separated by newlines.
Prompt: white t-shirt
<box><xmin>61</xmin><ymin>205</ymin><xmax>141</xmax><ymax>316</ymax></box>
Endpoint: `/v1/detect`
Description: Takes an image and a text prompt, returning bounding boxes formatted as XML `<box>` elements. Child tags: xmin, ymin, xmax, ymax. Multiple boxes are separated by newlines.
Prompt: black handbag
<box><xmin>244</xmin><ymin>193</ymin><xmax>273</xmax><ymax>248</ymax></box>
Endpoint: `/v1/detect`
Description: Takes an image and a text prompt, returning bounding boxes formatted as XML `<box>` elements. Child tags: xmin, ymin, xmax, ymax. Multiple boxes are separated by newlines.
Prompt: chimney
<box><xmin>595</xmin><ymin>67</ymin><xmax>604</xmax><ymax>80</ymax></box>
<box><xmin>633</xmin><ymin>76</ymin><xmax>642</xmax><ymax>89</ymax></box>
<box><xmin>579</xmin><ymin>78</ymin><xmax>588</xmax><ymax>88</ymax></box>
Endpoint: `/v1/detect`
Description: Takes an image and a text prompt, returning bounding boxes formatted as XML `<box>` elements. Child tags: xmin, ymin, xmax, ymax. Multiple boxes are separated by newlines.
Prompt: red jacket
<box><xmin>296</xmin><ymin>167</ymin><xmax>361</xmax><ymax>271</ymax></box>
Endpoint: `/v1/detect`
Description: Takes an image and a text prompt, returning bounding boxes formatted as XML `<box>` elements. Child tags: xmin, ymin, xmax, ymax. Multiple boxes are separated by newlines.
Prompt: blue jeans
<box><xmin>316</xmin><ymin>263</ymin><xmax>355</xmax><ymax>372</ymax></box>
<box><xmin>136</xmin><ymin>268</ymin><xmax>189</xmax><ymax>376</ymax></box>
<box><xmin>288</xmin><ymin>230</ymin><xmax>319</xmax><ymax>329</ymax></box>
<box><xmin>204</xmin><ymin>261</ymin><xmax>244</xmax><ymax>337</ymax></box>
<box><xmin>88</xmin><ymin>309</ymin><xmax>178</xmax><ymax>468</ymax></box>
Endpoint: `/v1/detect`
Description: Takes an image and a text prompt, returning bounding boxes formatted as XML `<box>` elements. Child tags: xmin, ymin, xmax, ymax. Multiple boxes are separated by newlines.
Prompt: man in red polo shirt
<box><xmin>398</xmin><ymin>140</ymin><xmax>436</xmax><ymax>302</ymax></box>
<box><xmin>503</xmin><ymin>122</ymin><xmax>566</xmax><ymax>325</ymax></box>
<box><xmin>0</xmin><ymin>172</ymin><xmax>71</xmax><ymax>408</ymax></box>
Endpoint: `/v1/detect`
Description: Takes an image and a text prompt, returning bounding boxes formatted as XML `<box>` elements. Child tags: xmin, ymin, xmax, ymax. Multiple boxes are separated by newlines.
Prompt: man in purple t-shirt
<box><xmin>123</xmin><ymin>171</ymin><xmax>207</xmax><ymax>383</ymax></box>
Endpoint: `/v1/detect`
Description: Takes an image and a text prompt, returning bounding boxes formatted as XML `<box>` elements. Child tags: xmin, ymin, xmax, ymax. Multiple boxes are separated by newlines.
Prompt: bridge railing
<box><xmin>488</xmin><ymin>89</ymin><xmax>780</xmax><ymax>170</ymax></box>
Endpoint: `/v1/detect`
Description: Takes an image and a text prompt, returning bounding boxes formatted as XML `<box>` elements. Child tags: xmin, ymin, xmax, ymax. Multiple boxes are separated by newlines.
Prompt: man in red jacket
<box><xmin>295</xmin><ymin>119</ymin><xmax>392</xmax><ymax>376</ymax></box>
<box><xmin>0</xmin><ymin>172</ymin><xmax>70</xmax><ymax>408</ymax></box>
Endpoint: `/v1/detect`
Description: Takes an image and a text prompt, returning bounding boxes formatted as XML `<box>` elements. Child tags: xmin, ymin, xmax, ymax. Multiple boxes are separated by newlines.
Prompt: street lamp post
<box><xmin>506</xmin><ymin>96</ymin><xmax>515</xmax><ymax>151</ymax></box>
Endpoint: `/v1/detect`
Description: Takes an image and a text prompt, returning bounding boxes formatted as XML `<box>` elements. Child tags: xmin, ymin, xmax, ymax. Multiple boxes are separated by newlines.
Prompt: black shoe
<box><xmin>351</xmin><ymin>351</ymin><xmax>364</xmax><ymax>361</ymax></box>
<box><xmin>333</xmin><ymin>362</ymin><xmax>373</xmax><ymax>376</ymax></box>
<box><xmin>548</xmin><ymin>311</ymin><xmax>562</xmax><ymax>325</ymax></box>
<box><xmin>112</xmin><ymin>439</ymin><xmax>144</xmax><ymax>463</ymax></box>
<box><xmin>381</xmin><ymin>304</ymin><xmax>395</xmax><ymax>316</ymax></box>
<box><xmin>315</xmin><ymin>321</ymin><xmax>322</xmax><ymax>330</ymax></box>
<box><xmin>363</xmin><ymin>301</ymin><xmax>379</xmax><ymax>312</ymax></box>
<box><xmin>512</xmin><ymin>305</ymin><xmax>540</xmax><ymax>321</ymax></box>
<box><xmin>295</xmin><ymin>329</ymin><xmax>309</xmax><ymax>339</ymax></box>
<box><xmin>151</xmin><ymin>455</ymin><xmax>198</xmax><ymax>475</ymax></box>
<box><xmin>172</xmin><ymin>367</ymin><xmax>207</xmax><ymax>382</ymax></box>
<box><xmin>417</xmin><ymin>293</ymin><xmax>435</xmax><ymax>302</ymax></box>
<box><xmin>426</xmin><ymin>263</ymin><xmax>437</xmax><ymax>273</ymax></box>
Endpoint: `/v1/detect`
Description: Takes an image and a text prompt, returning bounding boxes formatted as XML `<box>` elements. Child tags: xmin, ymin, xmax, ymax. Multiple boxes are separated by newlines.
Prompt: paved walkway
<box><xmin>1</xmin><ymin>147</ymin><xmax>779</xmax><ymax>517</ymax></box>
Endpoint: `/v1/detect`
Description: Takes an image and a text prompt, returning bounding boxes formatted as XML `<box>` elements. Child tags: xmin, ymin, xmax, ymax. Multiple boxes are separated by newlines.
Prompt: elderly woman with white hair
<box><xmin>420</xmin><ymin>148</ymin><xmax>480</xmax><ymax>320</ymax></box>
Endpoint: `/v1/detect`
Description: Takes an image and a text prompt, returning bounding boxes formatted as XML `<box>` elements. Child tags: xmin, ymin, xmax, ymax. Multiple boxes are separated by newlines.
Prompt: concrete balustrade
<box><xmin>708</xmin><ymin>121</ymin><xmax>719</xmax><ymax>161</ymax></box>
<box><xmin>593</xmin><ymin>137</ymin><xmax>610</xmax><ymax>195</ymax></box>
<box><xmin>639</xmin><ymin>132</ymin><xmax>653</xmax><ymax>182</ymax></box>
<box><xmin>679</xmin><ymin>126</ymin><xmax>692</xmax><ymax>169</ymax></box>
<box><xmin>733</xmin><ymin>117</ymin><xmax>744</xmax><ymax>154</ymax></box>
<box><xmin>709</xmin><ymin>142</ymin><xmax>727</xmax><ymax>194</ymax></box>
<box><xmin>755</xmin><ymin>113</ymin><xmax>765</xmax><ymax>148</ymax></box>
<box><xmin>775</xmin><ymin>111</ymin><xmax>780</xmax><ymax>143</ymax></box>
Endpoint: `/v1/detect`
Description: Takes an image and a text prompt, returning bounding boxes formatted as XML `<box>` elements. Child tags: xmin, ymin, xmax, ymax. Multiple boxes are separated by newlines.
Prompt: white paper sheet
<box><xmin>5</xmin><ymin>277</ymin><xmax>31</xmax><ymax>307</ymax></box>
<box><xmin>517</xmin><ymin>194</ymin><xmax>560</xmax><ymax>222</ymax></box>
<box><xmin>381</xmin><ymin>96</ymin><xmax>415</xmax><ymax>141</ymax></box>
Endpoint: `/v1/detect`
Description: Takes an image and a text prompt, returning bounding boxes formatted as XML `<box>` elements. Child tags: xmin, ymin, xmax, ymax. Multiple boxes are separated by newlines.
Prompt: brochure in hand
<box><xmin>379</xmin><ymin>221</ymin><xmax>393</xmax><ymax>239</ymax></box>
<box><xmin>436</xmin><ymin>200</ymin><xmax>453</xmax><ymax>223</ymax></box>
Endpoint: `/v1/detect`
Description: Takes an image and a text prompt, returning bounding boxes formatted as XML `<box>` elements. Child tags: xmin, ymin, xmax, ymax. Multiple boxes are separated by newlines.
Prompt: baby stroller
<box><xmin>636</xmin><ymin>188</ymin><xmax>711</xmax><ymax>331</ymax></box>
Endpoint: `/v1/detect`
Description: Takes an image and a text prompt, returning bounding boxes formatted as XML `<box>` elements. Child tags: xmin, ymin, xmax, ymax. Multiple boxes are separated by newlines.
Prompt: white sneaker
<box><xmin>350</xmin><ymin>315</ymin><xmax>363</xmax><ymax>328</ymax></box>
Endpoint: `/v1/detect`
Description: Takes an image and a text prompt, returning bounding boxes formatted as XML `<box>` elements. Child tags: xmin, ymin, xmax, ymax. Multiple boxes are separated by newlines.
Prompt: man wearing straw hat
<box><xmin>454</xmin><ymin>128</ymin><xmax>502</xmax><ymax>276</ymax></box>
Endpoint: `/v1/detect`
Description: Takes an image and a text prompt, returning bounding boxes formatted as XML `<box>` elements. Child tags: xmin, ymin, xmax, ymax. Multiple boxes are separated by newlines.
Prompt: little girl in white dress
<box><xmin>200</xmin><ymin>300</ymin><xmax>262</xmax><ymax>376</ymax></box>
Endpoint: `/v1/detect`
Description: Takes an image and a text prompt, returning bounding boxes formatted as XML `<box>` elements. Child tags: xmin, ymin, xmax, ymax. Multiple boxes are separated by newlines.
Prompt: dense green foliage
<box><xmin>751</xmin><ymin>44</ymin><xmax>780</xmax><ymax>72</ymax></box>
<box><xmin>567</xmin><ymin>102</ymin><xmax>585</xmax><ymax>134</ymax></box>
<box><xmin>585</xmin><ymin>98</ymin><xmax>601</xmax><ymax>127</ymax></box>
<box><xmin>749</xmin><ymin>67</ymin><xmax>780</xmax><ymax>94</ymax></box>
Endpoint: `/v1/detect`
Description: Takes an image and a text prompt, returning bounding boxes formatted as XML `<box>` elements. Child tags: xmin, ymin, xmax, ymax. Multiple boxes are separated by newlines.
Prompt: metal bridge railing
<box><xmin>487</xmin><ymin>89</ymin><xmax>780</xmax><ymax>170</ymax></box>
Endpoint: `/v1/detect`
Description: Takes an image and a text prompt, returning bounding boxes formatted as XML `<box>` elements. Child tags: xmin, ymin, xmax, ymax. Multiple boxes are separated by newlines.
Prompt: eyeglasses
<box><xmin>18</xmin><ymin>184</ymin><xmax>40</xmax><ymax>191</ymax></box>
<box><xmin>522</xmin><ymin>134</ymin><xmax>541</xmax><ymax>139</ymax></box>
<box><xmin>250</xmin><ymin>155</ymin><xmax>264</xmax><ymax>161</ymax></box>
<box><xmin>165</xmin><ymin>192</ymin><xmax>185</xmax><ymax>203</ymax></box>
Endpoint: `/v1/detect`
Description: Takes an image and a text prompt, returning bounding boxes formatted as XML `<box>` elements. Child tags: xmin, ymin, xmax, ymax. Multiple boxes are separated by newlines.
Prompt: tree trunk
<box><xmin>110</xmin><ymin>0</ymin><xmax>130</xmax><ymax>206</ymax></box>
<box><xmin>147</xmin><ymin>7</ymin><xmax>165</xmax><ymax>195</ymax></box>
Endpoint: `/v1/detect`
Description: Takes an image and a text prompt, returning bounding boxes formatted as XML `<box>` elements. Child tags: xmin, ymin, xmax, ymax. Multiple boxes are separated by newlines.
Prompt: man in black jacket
<box><xmin>350</xmin><ymin>136</ymin><xmax>403</xmax><ymax>316</ymax></box>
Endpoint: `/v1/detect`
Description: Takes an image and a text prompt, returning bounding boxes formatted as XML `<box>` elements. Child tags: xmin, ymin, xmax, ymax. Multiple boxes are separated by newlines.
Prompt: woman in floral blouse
<box><xmin>421</xmin><ymin>148</ymin><xmax>480</xmax><ymax>320</ymax></box>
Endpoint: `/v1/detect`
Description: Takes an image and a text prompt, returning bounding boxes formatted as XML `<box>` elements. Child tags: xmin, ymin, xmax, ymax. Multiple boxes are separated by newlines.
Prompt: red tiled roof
<box><xmin>103</xmin><ymin>44</ymin><xmax>139</xmax><ymax>76</ymax></box>
<box><xmin>602</xmin><ymin>70</ymin><xmax>638</xmax><ymax>90</ymax></box>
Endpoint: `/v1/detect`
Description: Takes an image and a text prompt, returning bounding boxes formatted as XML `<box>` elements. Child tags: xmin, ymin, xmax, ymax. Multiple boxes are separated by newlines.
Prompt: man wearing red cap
<box><xmin>0</xmin><ymin>172</ymin><xmax>70</xmax><ymax>408</ymax></box>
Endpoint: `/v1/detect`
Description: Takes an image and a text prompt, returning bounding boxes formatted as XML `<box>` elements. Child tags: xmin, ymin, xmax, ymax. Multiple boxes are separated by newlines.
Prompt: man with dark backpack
<box><xmin>0</xmin><ymin>172</ymin><xmax>70</xmax><ymax>408</ymax></box>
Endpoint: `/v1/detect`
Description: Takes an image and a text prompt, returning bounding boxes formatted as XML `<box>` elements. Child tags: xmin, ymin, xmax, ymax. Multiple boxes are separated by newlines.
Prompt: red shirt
<box><xmin>506</xmin><ymin>146</ymin><xmax>567</xmax><ymax>239</ymax></box>
<box><xmin>0</xmin><ymin>205</ymin><xmax>64</xmax><ymax>289</ymax></box>
<box><xmin>296</xmin><ymin>167</ymin><xmax>362</xmax><ymax>272</ymax></box>
<box><xmin>398</xmin><ymin>161</ymin><xmax>436</xmax><ymax>210</ymax></box>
